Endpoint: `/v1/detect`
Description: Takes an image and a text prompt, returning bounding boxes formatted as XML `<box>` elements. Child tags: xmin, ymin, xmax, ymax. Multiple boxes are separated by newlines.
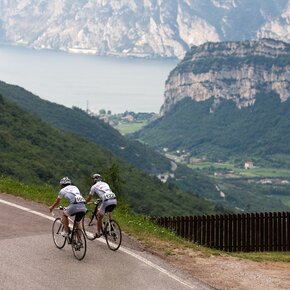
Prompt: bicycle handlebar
<box><xmin>86</xmin><ymin>199</ymin><xmax>101</xmax><ymax>205</ymax></box>
<box><xmin>50</xmin><ymin>206</ymin><xmax>64</xmax><ymax>217</ymax></box>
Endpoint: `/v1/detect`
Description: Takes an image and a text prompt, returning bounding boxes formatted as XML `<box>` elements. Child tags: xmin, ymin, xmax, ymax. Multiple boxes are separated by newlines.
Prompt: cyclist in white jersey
<box><xmin>49</xmin><ymin>177</ymin><xmax>87</xmax><ymax>237</ymax></box>
<box><xmin>85</xmin><ymin>173</ymin><xmax>117</xmax><ymax>238</ymax></box>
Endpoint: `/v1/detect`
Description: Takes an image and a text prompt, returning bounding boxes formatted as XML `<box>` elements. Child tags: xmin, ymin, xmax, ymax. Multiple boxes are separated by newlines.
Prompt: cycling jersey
<box><xmin>89</xmin><ymin>181</ymin><xmax>117</xmax><ymax>215</ymax></box>
<box><xmin>58</xmin><ymin>185</ymin><xmax>86</xmax><ymax>217</ymax></box>
<box><xmin>58</xmin><ymin>185</ymin><xmax>85</xmax><ymax>204</ymax></box>
<box><xmin>89</xmin><ymin>181</ymin><xmax>116</xmax><ymax>201</ymax></box>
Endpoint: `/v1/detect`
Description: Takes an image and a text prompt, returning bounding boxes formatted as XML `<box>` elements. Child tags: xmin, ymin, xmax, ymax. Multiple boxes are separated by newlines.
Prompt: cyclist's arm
<box><xmin>49</xmin><ymin>197</ymin><xmax>61</xmax><ymax>212</ymax></box>
<box><xmin>85</xmin><ymin>194</ymin><xmax>92</xmax><ymax>204</ymax></box>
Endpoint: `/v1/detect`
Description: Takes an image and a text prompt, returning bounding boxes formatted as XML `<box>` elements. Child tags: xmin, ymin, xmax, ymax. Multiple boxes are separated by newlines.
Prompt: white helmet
<box><xmin>92</xmin><ymin>173</ymin><xmax>102</xmax><ymax>183</ymax></box>
<box><xmin>59</xmin><ymin>176</ymin><xmax>71</xmax><ymax>186</ymax></box>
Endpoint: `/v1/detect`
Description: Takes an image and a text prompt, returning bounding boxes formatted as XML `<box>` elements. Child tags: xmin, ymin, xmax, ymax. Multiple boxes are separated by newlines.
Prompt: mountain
<box><xmin>0</xmin><ymin>0</ymin><xmax>289</xmax><ymax>59</ymax></box>
<box><xmin>0</xmin><ymin>94</ymin><xmax>217</xmax><ymax>216</ymax></box>
<box><xmin>160</xmin><ymin>38</ymin><xmax>290</xmax><ymax>115</ymax></box>
<box><xmin>134</xmin><ymin>39</ymin><xmax>290</xmax><ymax>167</ymax></box>
<box><xmin>0</xmin><ymin>80</ymin><xmax>171</xmax><ymax>175</ymax></box>
<box><xmin>0</xmin><ymin>80</ymin><xmax>232</xmax><ymax>212</ymax></box>
<box><xmin>1</xmin><ymin>81</ymin><xmax>288</xmax><ymax>213</ymax></box>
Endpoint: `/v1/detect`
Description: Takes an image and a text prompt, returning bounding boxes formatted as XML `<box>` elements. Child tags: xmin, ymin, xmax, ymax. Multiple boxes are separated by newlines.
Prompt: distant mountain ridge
<box><xmin>134</xmin><ymin>38</ymin><xmax>290</xmax><ymax>167</ymax></box>
<box><xmin>0</xmin><ymin>0</ymin><xmax>289</xmax><ymax>59</ymax></box>
<box><xmin>161</xmin><ymin>38</ymin><xmax>290</xmax><ymax>115</ymax></box>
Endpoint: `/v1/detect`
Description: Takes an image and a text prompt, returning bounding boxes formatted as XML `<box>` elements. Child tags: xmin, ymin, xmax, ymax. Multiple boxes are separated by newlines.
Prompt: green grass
<box><xmin>0</xmin><ymin>176</ymin><xmax>56</xmax><ymax>205</ymax></box>
<box><xmin>1</xmin><ymin>176</ymin><xmax>290</xmax><ymax>263</ymax></box>
<box><xmin>189</xmin><ymin>161</ymin><xmax>236</xmax><ymax>170</ymax></box>
<box><xmin>271</xmin><ymin>195</ymin><xmax>290</xmax><ymax>207</ymax></box>
<box><xmin>188</xmin><ymin>161</ymin><xmax>290</xmax><ymax>178</ymax></box>
<box><xmin>239</xmin><ymin>168</ymin><xmax>290</xmax><ymax>178</ymax></box>
<box><xmin>231</xmin><ymin>251</ymin><xmax>290</xmax><ymax>263</ymax></box>
<box><xmin>114</xmin><ymin>121</ymin><xmax>148</xmax><ymax>135</ymax></box>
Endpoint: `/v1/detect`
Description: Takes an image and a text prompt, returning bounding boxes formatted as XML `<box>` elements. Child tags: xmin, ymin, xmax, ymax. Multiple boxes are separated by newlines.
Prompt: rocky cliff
<box><xmin>160</xmin><ymin>38</ymin><xmax>290</xmax><ymax>115</ymax></box>
<box><xmin>0</xmin><ymin>0</ymin><xmax>289</xmax><ymax>59</ymax></box>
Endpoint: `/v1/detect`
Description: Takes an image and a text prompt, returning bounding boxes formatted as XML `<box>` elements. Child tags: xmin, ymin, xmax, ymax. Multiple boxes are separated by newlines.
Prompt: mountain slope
<box><xmin>160</xmin><ymin>38</ymin><xmax>290</xmax><ymax>115</ymax></box>
<box><xmin>2</xmin><ymin>80</ymin><xmax>289</xmax><ymax>213</ymax></box>
<box><xmin>134</xmin><ymin>94</ymin><xmax>290</xmax><ymax>166</ymax></box>
<box><xmin>0</xmin><ymin>0</ymin><xmax>289</xmax><ymax>59</ymax></box>
<box><xmin>1</xmin><ymin>80</ymin><xmax>236</xmax><ymax>213</ymax></box>
<box><xmin>0</xmin><ymin>80</ymin><xmax>171</xmax><ymax>174</ymax></box>
<box><xmin>0</xmin><ymin>94</ymin><xmax>217</xmax><ymax>216</ymax></box>
<box><xmin>133</xmin><ymin>39</ymin><xmax>290</xmax><ymax>167</ymax></box>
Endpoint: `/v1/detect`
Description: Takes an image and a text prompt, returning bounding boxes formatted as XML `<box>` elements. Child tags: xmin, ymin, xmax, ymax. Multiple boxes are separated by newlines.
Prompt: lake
<box><xmin>0</xmin><ymin>45</ymin><xmax>177</xmax><ymax>114</ymax></box>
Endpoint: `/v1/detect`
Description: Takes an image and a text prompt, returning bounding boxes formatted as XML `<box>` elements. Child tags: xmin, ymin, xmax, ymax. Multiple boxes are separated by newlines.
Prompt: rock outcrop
<box><xmin>161</xmin><ymin>38</ymin><xmax>290</xmax><ymax>115</ymax></box>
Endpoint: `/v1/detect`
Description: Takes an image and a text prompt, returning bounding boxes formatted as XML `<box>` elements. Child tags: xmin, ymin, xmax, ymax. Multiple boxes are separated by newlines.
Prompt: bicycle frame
<box><xmin>51</xmin><ymin>207</ymin><xmax>87</xmax><ymax>260</ymax></box>
<box><xmin>83</xmin><ymin>201</ymin><xmax>122</xmax><ymax>250</ymax></box>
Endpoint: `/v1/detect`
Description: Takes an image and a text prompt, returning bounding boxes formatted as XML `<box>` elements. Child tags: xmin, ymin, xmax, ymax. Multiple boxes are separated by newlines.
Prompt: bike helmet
<box><xmin>92</xmin><ymin>173</ymin><xmax>102</xmax><ymax>183</ymax></box>
<box><xmin>59</xmin><ymin>176</ymin><xmax>71</xmax><ymax>186</ymax></box>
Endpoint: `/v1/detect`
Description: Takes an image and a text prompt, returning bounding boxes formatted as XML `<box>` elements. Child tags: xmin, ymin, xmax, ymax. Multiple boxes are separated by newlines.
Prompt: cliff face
<box><xmin>161</xmin><ymin>38</ymin><xmax>290</xmax><ymax>115</ymax></box>
<box><xmin>0</xmin><ymin>0</ymin><xmax>289</xmax><ymax>59</ymax></box>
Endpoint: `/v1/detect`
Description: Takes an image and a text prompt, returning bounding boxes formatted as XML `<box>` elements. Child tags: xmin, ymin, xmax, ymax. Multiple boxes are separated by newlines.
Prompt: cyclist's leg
<box><xmin>105</xmin><ymin>204</ymin><xmax>116</xmax><ymax>220</ymax></box>
<box><xmin>62</xmin><ymin>211</ymin><xmax>70</xmax><ymax>234</ymax></box>
<box><xmin>96</xmin><ymin>211</ymin><xmax>104</xmax><ymax>236</ymax></box>
<box><xmin>65</xmin><ymin>204</ymin><xmax>86</xmax><ymax>232</ymax></box>
<box><xmin>97</xmin><ymin>202</ymin><xmax>107</xmax><ymax>235</ymax></box>
<box><xmin>74</xmin><ymin>211</ymin><xmax>86</xmax><ymax>230</ymax></box>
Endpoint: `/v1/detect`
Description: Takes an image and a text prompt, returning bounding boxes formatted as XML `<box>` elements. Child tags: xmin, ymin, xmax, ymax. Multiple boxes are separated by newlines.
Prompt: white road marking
<box><xmin>0</xmin><ymin>197</ymin><xmax>202</xmax><ymax>289</ymax></box>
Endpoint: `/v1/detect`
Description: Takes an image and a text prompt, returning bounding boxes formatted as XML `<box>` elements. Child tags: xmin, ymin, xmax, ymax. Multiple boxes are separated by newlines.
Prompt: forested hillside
<box><xmin>134</xmin><ymin>93</ymin><xmax>290</xmax><ymax>168</ymax></box>
<box><xmin>0</xmin><ymin>95</ymin><xmax>218</xmax><ymax>216</ymax></box>
<box><xmin>0</xmin><ymin>80</ymin><xmax>170</xmax><ymax>174</ymax></box>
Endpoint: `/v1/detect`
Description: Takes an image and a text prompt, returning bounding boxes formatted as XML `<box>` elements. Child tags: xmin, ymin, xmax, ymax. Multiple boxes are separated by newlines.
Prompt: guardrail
<box><xmin>153</xmin><ymin>212</ymin><xmax>290</xmax><ymax>252</ymax></box>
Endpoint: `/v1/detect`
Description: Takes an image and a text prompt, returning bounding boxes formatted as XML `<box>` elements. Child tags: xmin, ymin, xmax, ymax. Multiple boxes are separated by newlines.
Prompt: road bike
<box><xmin>51</xmin><ymin>207</ymin><xmax>87</xmax><ymax>260</ymax></box>
<box><xmin>82</xmin><ymin>200</ymin><xmax>122</xmax><ymax>251</ymax></box>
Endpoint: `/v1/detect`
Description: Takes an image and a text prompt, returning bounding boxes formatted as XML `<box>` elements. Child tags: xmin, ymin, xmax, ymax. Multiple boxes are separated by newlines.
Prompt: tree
<box><xmin>99</xmin><ymin>109</ymin><xmax>106</xmax><ymax>115</ymax></box>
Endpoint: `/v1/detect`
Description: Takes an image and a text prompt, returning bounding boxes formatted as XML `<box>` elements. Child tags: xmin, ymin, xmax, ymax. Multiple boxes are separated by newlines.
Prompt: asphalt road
<box><xmin>0</xmin><ymin>193</ymin><xmax>213</xmax><ymax>290</ymax></box>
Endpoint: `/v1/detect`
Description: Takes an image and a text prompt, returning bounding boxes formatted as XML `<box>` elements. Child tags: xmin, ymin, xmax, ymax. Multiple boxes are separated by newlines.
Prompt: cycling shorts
<box><xmin>64</xmin><ymin>203</ymin><xmax>87</xmax><ymax>221</ymax></box>
<box><xmin>99</xmin><ymin>199</ymin><xmax>117</xmax><ymax>216</ymax></box>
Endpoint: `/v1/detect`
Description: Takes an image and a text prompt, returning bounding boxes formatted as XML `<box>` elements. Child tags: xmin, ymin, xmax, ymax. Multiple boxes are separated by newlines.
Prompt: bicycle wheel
<box><xmin>104</xmin><ymin>219</ymin><xmax>122</xmax><ymax>251</ymax></box>
<box><xmin>71</xmin><ymin>229</ymin><xmax>87</xmax><ymax>260</ymax></box>
<box><xmin>52</xmin><ymin>218</ymin><xmax>66</xmax><ymax>249</ymax></box>
<box><xmin>82</xmin><ymin>214</ymin><xmax>98</xmax><ymax>240</ymax></box>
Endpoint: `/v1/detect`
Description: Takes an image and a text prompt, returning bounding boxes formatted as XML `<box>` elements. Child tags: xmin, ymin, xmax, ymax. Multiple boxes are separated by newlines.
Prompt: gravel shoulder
<box><xmin>122</xmin><ymin>232</ymin><xmax>290</xmax><ymax>290</ymax></box>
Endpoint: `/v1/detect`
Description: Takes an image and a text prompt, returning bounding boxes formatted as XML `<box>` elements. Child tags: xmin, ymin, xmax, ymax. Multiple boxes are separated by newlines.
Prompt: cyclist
<box><xmin>85</xmin><ymin>173</ymin><xmax>117</xmax><ymax>238</ymax></box>
<box><xmin>49</xmin><ymin>177</ymin><xmax>87</xmax><ymax>237</ymax></box>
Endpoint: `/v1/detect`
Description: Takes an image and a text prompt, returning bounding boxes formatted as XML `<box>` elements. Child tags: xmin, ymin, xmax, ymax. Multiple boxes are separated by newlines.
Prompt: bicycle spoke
<box><xmin>71</xmin><ymin>229</ymin><xmax>87</xmax><ymax>260</ymax></box>
<box><xmin>104</xmin><ymin>220</ymin><xmax>122</xmax><ymax>251</ymax></box>
<box><xmin>52</xmin><ymin>218</ymin><xmax>66</xmax><ymax>249</ymax></box>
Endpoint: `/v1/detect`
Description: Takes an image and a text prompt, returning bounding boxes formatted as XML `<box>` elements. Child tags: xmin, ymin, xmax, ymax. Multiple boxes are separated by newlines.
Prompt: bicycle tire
<box><xmin>71</xmin><ymin>229</ymin><xmax>87</xmax><ymax>260</ymax></box>
<box><xmin>82</xmin><ymin>214</ymin><xmax>98</xmax><ymax>240</ymax></box>
<box><xmin>52</xmin><ymin>218</ymin><xmax>66</xmax><ymax>249</ymax></box>
<box><xmin>104</xmin><ymin>219</ymin><xmax>122</xmax><ymax>251</ymax></box>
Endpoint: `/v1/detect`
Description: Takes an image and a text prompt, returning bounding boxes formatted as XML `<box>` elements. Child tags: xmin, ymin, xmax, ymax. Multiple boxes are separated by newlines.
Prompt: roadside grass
<box><xmin>0</xmin><ymin>176</ymin><xmax>56</xmax><ymax>205</ymax></box>
<box><xmin>230</xmin><ymin>251</ymin><xmax>290</xmax><ymax>263</ymax></box>
<box><xmin>1</xmin><ymin>176</ymin><xmax>290</xmax><ymax>264</ymax></box>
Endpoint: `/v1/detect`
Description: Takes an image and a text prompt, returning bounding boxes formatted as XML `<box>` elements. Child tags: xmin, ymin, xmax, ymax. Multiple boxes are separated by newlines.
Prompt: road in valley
<box><xmin>0</xmin><ymin>193</ymin><xmax>214</xmax><ymax>290</ymax></box>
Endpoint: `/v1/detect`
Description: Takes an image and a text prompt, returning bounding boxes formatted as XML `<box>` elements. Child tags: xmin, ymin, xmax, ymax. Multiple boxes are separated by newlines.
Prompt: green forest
<box><xmin>1</xmin><ymin>80</ymin><xmax>289</xmax><ymax>214</ymax></box>
<box><xmin>0</xmin><ymin>94</ymin><xmax>218</xmax><ymax>216</ymax></box>
<box><xmin>134</xmin><ymin>93</ymin><xmax>290</xmax><ymax>168</ymax></box>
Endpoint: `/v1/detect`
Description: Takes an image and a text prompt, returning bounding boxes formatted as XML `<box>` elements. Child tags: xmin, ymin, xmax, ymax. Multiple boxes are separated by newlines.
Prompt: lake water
<box><xmin>0</xmin><ymin>45</ymin><xmax>177</xmax><ymax>113</ymax></box>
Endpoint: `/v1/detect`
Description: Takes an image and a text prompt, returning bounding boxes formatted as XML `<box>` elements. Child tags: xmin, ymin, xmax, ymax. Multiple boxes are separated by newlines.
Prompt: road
<box><xmin>0</xmin><ymin>192</ymin><xmax>214</xmax><ymax>290</ymax></box>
